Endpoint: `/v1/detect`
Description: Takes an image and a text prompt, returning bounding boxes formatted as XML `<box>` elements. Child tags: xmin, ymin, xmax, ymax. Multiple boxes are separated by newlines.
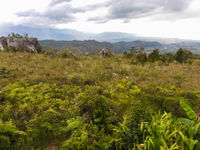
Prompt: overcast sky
<box><xmin>0</xmin><ymin>0</ymin><xmax>200</xmax><ymax>40</ymax></box>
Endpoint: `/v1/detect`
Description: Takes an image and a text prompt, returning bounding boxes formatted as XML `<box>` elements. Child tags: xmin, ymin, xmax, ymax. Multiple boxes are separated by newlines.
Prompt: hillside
<box><xmin>40</xmin><ymin>40</ymin><xmax>164</xmax><ymax>54</ymax></box>
<box><xmin>39</xmin><ymin>40</ymin><xmax>122</xmax><ymax>54</ymax></box>
<box><xmin>1</xmin><ymin>51</ymin><xmax>200</xmax><ymax>149</ymax></box>
<box><xmin>40</xmin><ymin>39</ymin><xmax>200</xmax><ymax>54</ymax></box>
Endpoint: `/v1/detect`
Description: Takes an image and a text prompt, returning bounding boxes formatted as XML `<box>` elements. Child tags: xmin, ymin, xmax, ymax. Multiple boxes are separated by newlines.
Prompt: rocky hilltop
<box><xmin>0</xmin><ymin>33</ymin><xmax>41</xmax><ymax>52</ymax></box>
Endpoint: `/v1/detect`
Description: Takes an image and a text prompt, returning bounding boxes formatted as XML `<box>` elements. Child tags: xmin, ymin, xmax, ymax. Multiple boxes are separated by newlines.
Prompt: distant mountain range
<box><xmin>1</xmin><ymin>24</ymin><xmax>200</xmax><ymax>54</ymax></box>
<box><xmin>1</xmin><ymin>24</ymin><xmax>199</xmax><ymax>43</ymax></box>
<box><xmin>0</xmin><ymin>24</ymin><xmax>92</xmax><ymax>41</ymax></box>
<box><xmin>0</xmin><ymin>24</ymin><xmax>147</xmax><ymax>42</ymax></box>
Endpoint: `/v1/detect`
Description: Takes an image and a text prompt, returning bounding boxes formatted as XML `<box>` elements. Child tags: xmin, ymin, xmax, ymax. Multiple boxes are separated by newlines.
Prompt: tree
<box><xmin>130</xmin><ymin>46</ymin><xmax>137</xmax><ymax>54</ymax></box>
<box><xmin>105</xmin><ymin>49</ymin><xmax>113</xmax><ymax>57</ymax></box>
<box><xmin>148</xmin><ymin>49</ymin><xmax>160</xmax><ymax>62</ymax></box>
<box><xmin>175</xmin><ymin>48</ymin><xmax>192</xmax><ymax>63</ymax></box>
<box><xmin>123</xmin><ymin>51</ymin><xmax>128</xmax><ymax>55</ymax></box>
<box><xmin>140</xmin><ymin>41</ymin><xmax>145</xmax><ymax>53</ymax></box>
<box><xmin>136</xmin><ymin>52</ymin><xmax>148</xmax><ymax>65</ymax></box>
<box><xmin>160</xmin><ymin>53</ymin><xmax>175</xmax><ymax>63</ymax></box>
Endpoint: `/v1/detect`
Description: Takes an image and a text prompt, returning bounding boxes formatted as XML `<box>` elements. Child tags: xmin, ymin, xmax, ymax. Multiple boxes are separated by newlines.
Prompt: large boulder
<box><xmin>0</xmin><ymin>33</ymin><xmax>41</xmax><ymax>53</ymax></box>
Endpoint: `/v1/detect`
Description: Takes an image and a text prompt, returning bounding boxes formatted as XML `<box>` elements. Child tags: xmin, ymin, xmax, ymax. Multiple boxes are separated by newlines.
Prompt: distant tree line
<box><xmin>123</xmin><ymin>47</ymin><xmax>193</xmax><ymax>64</ymax></box>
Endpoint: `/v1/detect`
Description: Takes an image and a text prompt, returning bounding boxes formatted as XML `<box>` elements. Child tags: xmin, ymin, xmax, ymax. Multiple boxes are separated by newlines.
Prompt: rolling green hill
<box><xmin>40</xmin><ymin>40</ymin><xmax>200</xmax><ymax>54</ymax></box>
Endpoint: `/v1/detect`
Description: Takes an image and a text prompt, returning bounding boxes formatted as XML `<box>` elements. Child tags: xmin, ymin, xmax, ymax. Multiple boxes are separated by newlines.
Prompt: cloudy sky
<box><xmin>0</xmin><ymin>0</ymin><xmax>200</xmax><ymax>40</ymax></box>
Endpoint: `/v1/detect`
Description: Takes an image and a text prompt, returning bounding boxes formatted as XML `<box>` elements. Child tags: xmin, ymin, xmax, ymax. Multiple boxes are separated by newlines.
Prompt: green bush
<box><xmin>175</xmin><ymin>48</ymin><xmax>192</xmax><ymax>63</ymax></box>
<box><xmin>4</xmin><ymin>46</ymin><xmax>19</xmax><ymax>52</ymax></box>
<box><xmin>140</xmin><ymin>112</ymin><xmax>180</xmax><ymax>150</ymax></box>
<box><xmin>57</xmin><ymin>50</ymin><xmax>76</xmax><ymax>58</ymax></box>
<box><xmin>77</xmin><ymin>86</ymin><xmax>111</xmax><ymax>131</ymax></box>
<box><xmin>136</xmin><ymin>53</ymin><xmax>148</xmax><ymax>65</ymax></box>
<box><xmin>148</xmin><ymin>49</ymin><xmax>160</xmax><ymax>62</ymax></box>
<box><xmin>114</xmin><ymin>103</ymin><xmax>151</xmax><ymax>149</ymax></box>
<box><xmin>0</xmin><ymin>120</ymin><xmax>25</xmax><ymax>150</ymax></box>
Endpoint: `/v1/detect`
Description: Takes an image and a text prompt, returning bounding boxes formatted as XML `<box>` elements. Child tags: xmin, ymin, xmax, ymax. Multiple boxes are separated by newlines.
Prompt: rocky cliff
<box><xmin>0</xmin><ymin>33</ymin><xmax>41</xmax><ymax>52</ymax></box>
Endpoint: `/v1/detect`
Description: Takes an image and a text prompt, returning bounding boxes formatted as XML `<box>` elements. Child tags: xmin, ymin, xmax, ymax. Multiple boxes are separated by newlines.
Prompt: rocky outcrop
<box><xmin>0</xmin><ymin>43</ymin><xmax>4</xmax><ymax>51</ymax></box>
<box><xmin>0</xmin><ymin>33</ymin><xmax>41</xmax><ymax>52</ymax></box>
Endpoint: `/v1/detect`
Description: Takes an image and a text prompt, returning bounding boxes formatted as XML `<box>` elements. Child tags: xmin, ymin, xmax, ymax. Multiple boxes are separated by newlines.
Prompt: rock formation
<box><xmin>0</xmin><ymin>42</ymin><xmax>4</xmax><ymax>51</ymax></box>
<box><xmin>100</xmin><ymin>49</ymin><xmax>106</xmax><ymax>57</ymax></box>
<box><xmin>99</xmin><ymin>48</ymin><xmax>113</xmax><ymax>57</ymax></box>
<box><xmin>0</xmin><ymin>33</ymin><xmax>41</xmax><ymax>53</ymax></box>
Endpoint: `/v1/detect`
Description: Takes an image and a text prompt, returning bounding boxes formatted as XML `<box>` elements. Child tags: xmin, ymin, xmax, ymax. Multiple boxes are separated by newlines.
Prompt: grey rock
<box><xmin>0</xmin><ymin>43</ymin><xmax>4</xmax><ymax>51</ymax></box>
<box><xmin>0</xmin><ymin>33</ymin><xmax>41</xmax><ymax>52</ymax></box>
<box><xmin>100</xmin><ymin>49</ymin><xmax>106</xmax><ymax>58</ymax></box>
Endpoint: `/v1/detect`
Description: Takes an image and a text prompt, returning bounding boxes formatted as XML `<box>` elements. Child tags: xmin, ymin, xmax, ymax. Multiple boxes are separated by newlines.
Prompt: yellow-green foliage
<box><xmin>0</xmin><ymin>51</ymin><xmax>200</xmax><ymax>149</ymax></box>
<box><xmin>0</xmin><ymin>120</ymin><xmax>25</xmax><ymax>150</ymax></box>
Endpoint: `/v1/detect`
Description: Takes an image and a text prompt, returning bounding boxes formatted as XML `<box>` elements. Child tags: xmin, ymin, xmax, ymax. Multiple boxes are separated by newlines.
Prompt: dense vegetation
<box><xmin>0</xmin><ymin>49</ymin><xmax>200</xmax><ymax>150</ymax></box>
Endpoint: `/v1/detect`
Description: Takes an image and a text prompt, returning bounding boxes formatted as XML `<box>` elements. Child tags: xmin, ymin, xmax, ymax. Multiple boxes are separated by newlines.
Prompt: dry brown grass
<box><xmin>1</xmin><ymin>51</ymin><xmax>200</xmax><ymax>90</ymax></box>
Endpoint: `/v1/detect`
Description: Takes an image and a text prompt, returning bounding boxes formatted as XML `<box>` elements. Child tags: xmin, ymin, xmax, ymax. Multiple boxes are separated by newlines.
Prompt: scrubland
<box><xmin>0</xmin><ymin>51</ymin><xmax>200</xmax><ymax>149</ymax></box>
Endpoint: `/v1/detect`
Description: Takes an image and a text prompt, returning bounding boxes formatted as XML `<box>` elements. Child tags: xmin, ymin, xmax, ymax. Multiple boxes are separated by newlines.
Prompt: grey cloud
<box><xmin>16</xmin><ymin>2</ymin><xmax>83</xmax><ymax>25</ymax></box>
<box><xmin>43</xmin><ymin>4</ymin><xmax>76</xmax><ymax>21</ymax></box>
<box><xmin>16</xmin><ymin>10</ymin><xmax>40</xmax><ymax>17</ymax></box>
<box><xmin>88</xmin><ymin>17</ymin><xmax>109</xmax><ymax>23</ymax></box>
<box><xmin>49</xmin><ymin>0</ymin><xmax>72</xmax><ymax>6</ymax></box>
<box><xmin>16</xmin><ymin>0</ymin><xmax>108</xmax><ymax>26</ymax></box>
<box><xmin>84</xmin><ymin>1</ymin><xmax>111</xmax><ymax>10</ymax></box>
<box><xmin>16</xmin><ymin>0</ymin><xmax>197</xmax><ymax>26</ymax></box>
<box><xmin>88</xmin><ymin>0</ymin><xmax>196</xmax><ymax>23</ymax></box>
<box><xmin>108</xmin><ymin>0</ymin><xmax>161</xmax><ymax>19</ymax></box>
<box><xmin>163</xmin><ymin>0</ymin><xmax>190</xmax><ymax>12</ymax></box>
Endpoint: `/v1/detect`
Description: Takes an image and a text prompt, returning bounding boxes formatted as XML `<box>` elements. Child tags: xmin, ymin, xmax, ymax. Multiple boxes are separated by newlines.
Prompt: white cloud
<box><xmin>0</xmin><ymin>0</ymin><xmax>200</xmax><ymax>40</ymax></box>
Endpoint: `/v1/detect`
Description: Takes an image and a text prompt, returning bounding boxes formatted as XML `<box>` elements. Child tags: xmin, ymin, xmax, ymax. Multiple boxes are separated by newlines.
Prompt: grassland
<box><xmin>1</xmin><ymin>52</ymin><xmax>200</xmax><ymax>90</ymax></box>
<box><xmin>0</xmin><ymin>51</ymin><xmax>200</xmax><ymax>149</ymax></box>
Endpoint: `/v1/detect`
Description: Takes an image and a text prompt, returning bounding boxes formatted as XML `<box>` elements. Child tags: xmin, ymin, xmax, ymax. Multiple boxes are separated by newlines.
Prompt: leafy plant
<box><xmin>177</xmin><ymin>100</ymin><xmax>200</xmax><ymax>150</ymax></box>
<box><xmin>140</xmin><ymin>112</ymin><xmax>179</xmax><ymax>150</ymax></box>
<box><xmin>0</xmin><ymin>120</ymin><xmax>25</xmax><ymax>150</ymax></box>
<box><xmin>178</xmin><ymin>100</ymin><xmax>197</xmax><ymax>124</ymax></box>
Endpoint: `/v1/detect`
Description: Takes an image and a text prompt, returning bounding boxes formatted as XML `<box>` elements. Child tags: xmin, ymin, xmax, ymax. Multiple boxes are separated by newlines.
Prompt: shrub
<box><xmin>114</xmin><ymin>103</ymin><xmax>151</xmax><ymax>149</ymax></box>
<box><xmin>160</xmin><ymin>53</ymin><xmax>175</xmax><ymax>63</ymax></box>
<box><xmin>140</xmin><ymin>112</ymin><xmax>180</xmax><ymax>150</ymax></box>
<box><xmin>148</xmin><ymin>49</ymin><xmax>160</xmax><ymax>62</ymax></box>
<box><xmin>4</xmin><ymin>46</ymin><xmax>19</xmax><ymax>52</ymax></box>
<box><xmin>57</xmin><ymin>50</ymin><xmax>76</xmax><ymax>58</ymax></box>
<box><xmin>175</xmin><ymin>48</ymin><xmax>192</xmax><ymax>63</ymax></box>
<box><xmin>76</xmin><ymin>86</ymin><xmax>111</xmax><ymax>131</ymax></box>
<box><xmin>136</xmin><ymin>52</ymin><xmax>148</xmax><ymax>65</ymax></box>
<box><xmin>0</xmin><ymin>120</ymin><xmax>25</xmax><ymax>150</ymax></box>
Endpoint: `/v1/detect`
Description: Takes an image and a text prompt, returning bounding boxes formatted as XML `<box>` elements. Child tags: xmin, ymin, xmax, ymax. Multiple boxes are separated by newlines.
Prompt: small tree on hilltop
<box><xmin>136</xmin><ymin>52</ymin><xmax>148</xmax><ymax>65</ymax></box>
<box><xmin>105</xmin><ymin>49</ymin><xmax>113</xmax><ymax>57</ymax></box>
<box><xmin>175</xmin><ymin>48</ymin><xmax>192</xmax><ymax>63</ymax></box>
<box><xmin>148</xmin><ymin>49</ymin><xmax>160</xmax><ymax>62</ymax></box>
<box><xmin>130</xmin><ymin>46</ymin><xmax>137</xmax><ymax>55</ymax></box>
<box><xmin>160</xmin><ymin>53</ymin><xmax>174</xmax><ymax>63</ymax></box>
